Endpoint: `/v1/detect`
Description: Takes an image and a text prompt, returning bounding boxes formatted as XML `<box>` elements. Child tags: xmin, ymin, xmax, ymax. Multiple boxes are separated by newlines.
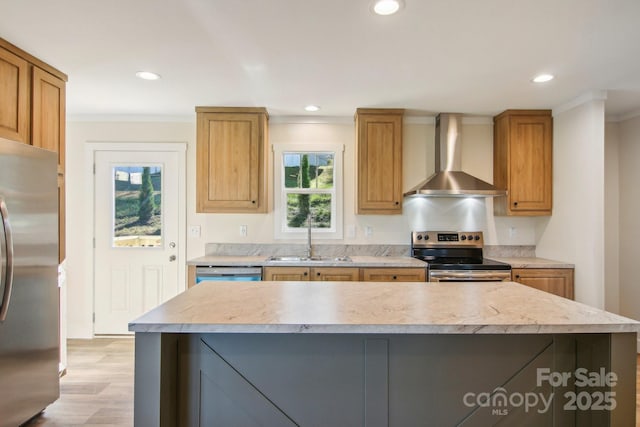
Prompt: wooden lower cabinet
<box><xmin>263</xmin><ymin>267</ymin><xmax>426</xmax><ymax>282</ymax></box>
<box><xmin>263</xmin><ymin>267</ymin><xmax>311</xmax><ymax>281</ymax></box>
<box><xmin>512</xmin><ymin>268</ymin><xmax>574</xmax><ymax>299</ymax></box>
<box><xmin>263</xmin><ymin>267</ymin><xmax>359</xmax><ymax>281</ymax></box>
<box><xmin>360</xmin><ymin>268</ymin><xmax>426</xmax><ymax>282</ymax></box>
<box><xmin>312</xmin><ymin>267</ymin><xmax>360</xmax><ymax>281</ymax></box>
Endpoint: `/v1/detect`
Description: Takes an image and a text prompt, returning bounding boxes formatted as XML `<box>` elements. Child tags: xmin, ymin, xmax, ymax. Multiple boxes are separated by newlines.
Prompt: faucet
<box><xmin>306</xmin><ymin>213</ymin><xmax>313</xmax><ymax>258</ymax></box>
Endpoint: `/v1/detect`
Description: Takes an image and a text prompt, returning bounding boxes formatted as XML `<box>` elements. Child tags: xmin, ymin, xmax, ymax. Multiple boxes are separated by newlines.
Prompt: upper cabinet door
<box><xmin>355</xmin><ymin>108</ymin><xmax>404</xmax><ymax>214</ymax></box>
<box><xmin>508</xmin><ymin>115</ymin><xmax>552</xmax><ymax>211</ymax></box>
<box><xmin>2</xmin><ymin>38</ymin><xmax>67</xmax><ymax>262</ymax></box>
<box><xmin>493</xmin><ymin>110</ymin><xmax>552</xmax><ymax>216</ymax></box>
<box><xmin>31</xmin><ymin>66</ymin><xmax>67</xmax><ymax>262</ymax></box>
<box><xmin>0</xmin><ymin>46</ymin><xmax>29</xmax><ymax>143</ymax></box>
<box><xmin>32</xmin><ymin>67</ymin><xmax>66</xmax><ymax>168</ymax></box>
<box><xmin>196</xmin><ymin>107</ymin><xmax>268</xmax><ymax>213</ymax></box>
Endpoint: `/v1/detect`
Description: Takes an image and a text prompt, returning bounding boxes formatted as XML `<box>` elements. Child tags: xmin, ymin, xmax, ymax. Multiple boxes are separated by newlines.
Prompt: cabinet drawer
<box><xmin>361</xmin><ymin>268</ymin><xmax>426</xmax><ymax>282</ymax></box>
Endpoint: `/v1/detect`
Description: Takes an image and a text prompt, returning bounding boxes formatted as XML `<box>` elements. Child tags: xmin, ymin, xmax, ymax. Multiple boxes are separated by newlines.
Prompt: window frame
<box><xmin>273</xmin><ymin>143</ymin><xmax>344</xmax><ymax>240</ymax></box>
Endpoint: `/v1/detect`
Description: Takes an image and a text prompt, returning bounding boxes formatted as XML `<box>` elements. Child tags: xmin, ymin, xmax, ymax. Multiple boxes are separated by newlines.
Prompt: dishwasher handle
<box><xmin>196</xmin><ymin>267</ymin><xmax>262</xmax><ymax>276</ymax></box>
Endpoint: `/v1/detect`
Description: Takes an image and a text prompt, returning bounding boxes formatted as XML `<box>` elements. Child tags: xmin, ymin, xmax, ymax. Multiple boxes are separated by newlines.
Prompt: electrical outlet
<box><xmin>188</xmin><ymin>225</ymin><xmax>201</xmax><ymax>238</ymax></box>
<box><xmin>240</xmin><ymin>225</ymin><xmax>247</xmax><ymax>236</ymax></box>
<box><xmin>364</xmin><ymin>226</ymin><xmax>373</xmax><ymax>238</ymax></box>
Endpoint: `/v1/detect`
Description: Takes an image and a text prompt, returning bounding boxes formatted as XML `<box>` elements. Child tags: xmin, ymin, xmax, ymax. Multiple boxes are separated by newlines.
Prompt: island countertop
<box><xmin>128</xmin><ymin>281</ymin><xmax>640</xmax><ymax>335</ymax></box>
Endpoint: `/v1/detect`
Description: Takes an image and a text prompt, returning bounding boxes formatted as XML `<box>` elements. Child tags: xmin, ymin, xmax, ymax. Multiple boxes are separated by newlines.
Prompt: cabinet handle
<box><xmin>251</xmin><ymin>200</ymin><xmax>256</xmax><ymax>204</ymax></box>
<box><xmin>513</xmin><ymin>201</ymin><xmax>518</xmax><ymax>206</ymax></box>
<box><xmin>395</xmin><ymin>201</ymin><xmax>399</xmax><ymax>205</ymax></box>
<box><xmin>316</xmin><ymin>272</ymin><xmax>321</xmax><ymax>276</ymax></box>
<box><xmin>303</xmin><ymin>272</ymin><xmax>308</xmax><ymax>276</ymax></box>
<box><xmin>515</xmin><ymin>275</ymin><xmax>520</xmax><ymax>279</ymax></box>
<box><xmin>392</xmin><ymin>275</ymin><xmax>397</xmax><ymax>280</ymax></box>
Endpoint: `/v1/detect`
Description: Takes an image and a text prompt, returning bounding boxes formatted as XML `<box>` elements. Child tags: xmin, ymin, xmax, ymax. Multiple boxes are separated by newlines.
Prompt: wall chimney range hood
<box><xmin>404</xmin><ymin>113</ymin><xmax>506</xmax><ymax>197</ymax></box>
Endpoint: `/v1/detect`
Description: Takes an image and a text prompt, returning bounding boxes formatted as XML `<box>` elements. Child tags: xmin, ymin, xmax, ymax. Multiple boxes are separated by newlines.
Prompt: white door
<box><xmin>93</xmin><ymin>147</ymin><xmax>184</xmax><ymax>334</ymax></box>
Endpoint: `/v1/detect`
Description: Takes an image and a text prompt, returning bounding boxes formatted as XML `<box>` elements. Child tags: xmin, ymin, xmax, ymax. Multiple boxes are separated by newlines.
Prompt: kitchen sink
<box><xmin>267</xmin><ymin>255</ymin><xmax>352</xmax><ymax>262</ymax></box>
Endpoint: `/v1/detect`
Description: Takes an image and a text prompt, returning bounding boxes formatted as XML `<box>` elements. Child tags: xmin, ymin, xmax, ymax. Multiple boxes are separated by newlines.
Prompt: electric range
<box><xmin>411</xmin><ymin>231</ymin><xmax>512</xmax><ymax>282</ymax></box>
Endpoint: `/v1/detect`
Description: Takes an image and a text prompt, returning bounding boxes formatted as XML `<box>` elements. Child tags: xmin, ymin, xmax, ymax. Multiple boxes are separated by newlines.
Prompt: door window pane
<box><xmin>113</xmin><ymin>165</ymin><xmax>162</xmax><ymax>247</ymax></box>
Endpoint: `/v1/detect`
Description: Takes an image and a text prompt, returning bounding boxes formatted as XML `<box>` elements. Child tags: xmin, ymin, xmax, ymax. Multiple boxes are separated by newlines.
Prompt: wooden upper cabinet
<box><xmin>0</xmin><ymin>46</ymin><xmax>29</xmax><ymax>143</ymax></box>
<box><xmin>1</xmin><ymin>38</ymin><xmax>67</xmax><ymax>262</ymax></box>
<box><xmin>196</xmin><ymin>107</ymin><xmax>268</xmax><ymax>213</ymax></box>
<box><xmin>355</xmin><ymin>108</ymin><xmax>404</xmax><ymax>214</ymax></box>
<box><xmin>32</xmin><ymin>66</ymin><xmax>67</xmax><ymax>263</ymax></box>
<box><xmin>493</xmin><ymin>110</ymin><xmax>552</xmax><ymax>216</ymax></box>
<box><xmin>32</xmin><ymin>66</ymin><xmax>66</xmax><ymax>169</ymax></box>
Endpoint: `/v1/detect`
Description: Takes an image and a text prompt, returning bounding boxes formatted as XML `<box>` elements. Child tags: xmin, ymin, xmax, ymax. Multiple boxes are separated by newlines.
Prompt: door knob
<box><xmin>169</xmin><ymin>255</ymin><xmax>176</xmax><ymax>262</ymax></box>
<box><xmin>169</xmin><ymin>242</ymin><xmax>176</xmax><ymax>248</ymax></box>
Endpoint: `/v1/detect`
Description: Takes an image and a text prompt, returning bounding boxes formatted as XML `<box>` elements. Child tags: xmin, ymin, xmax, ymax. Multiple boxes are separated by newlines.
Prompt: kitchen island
<box><xmin>129</xmin><ymin>281</ymin><xmax>639</xmax><ymax>426</ymax></box>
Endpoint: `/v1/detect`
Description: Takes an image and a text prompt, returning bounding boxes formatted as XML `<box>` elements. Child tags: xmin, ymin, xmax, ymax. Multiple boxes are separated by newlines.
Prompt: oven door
<box><xmin>429</xmin><ymin>270</ymin><xmax>511</xmax><ymax>282</ymax></box>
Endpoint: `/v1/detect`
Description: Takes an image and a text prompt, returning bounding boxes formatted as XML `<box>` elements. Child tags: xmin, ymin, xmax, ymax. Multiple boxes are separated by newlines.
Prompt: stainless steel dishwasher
<box><xmin>195</xmin><ymin>266</ymin><xmax>262</xmax><ymax>283</ymax></box>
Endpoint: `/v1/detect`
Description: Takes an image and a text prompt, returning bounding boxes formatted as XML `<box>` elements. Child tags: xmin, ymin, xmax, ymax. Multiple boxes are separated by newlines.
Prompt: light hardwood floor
<box><xmin>21</xmin><ymin>339</ymin><xmax>640</xmax><ymax>426</ymax></box>
<box><xmin>25</xmin><ymin>338</ymin><xmax>134</xmax><ymax>427</ymax></box>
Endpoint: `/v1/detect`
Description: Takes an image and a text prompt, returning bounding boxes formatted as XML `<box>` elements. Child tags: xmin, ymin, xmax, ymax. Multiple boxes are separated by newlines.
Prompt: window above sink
<box><xmin>273</xmin><ymin>143</ymin><xmax>344</xmax><ymax>240</ymax></box>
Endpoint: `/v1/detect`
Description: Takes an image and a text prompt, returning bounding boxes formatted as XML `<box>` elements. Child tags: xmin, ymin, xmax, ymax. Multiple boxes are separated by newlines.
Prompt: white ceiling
<box><xmin>2</xmin><ymin>0</ymin><xmax>640</xmax><ymax>120</ymax></box>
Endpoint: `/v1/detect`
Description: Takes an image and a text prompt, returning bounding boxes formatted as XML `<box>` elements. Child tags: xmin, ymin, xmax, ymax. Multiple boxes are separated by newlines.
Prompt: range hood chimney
<box><xmin>404</xmin><ymin>113</ymin><xmax>506</xmax><ymax>197</ymax></box>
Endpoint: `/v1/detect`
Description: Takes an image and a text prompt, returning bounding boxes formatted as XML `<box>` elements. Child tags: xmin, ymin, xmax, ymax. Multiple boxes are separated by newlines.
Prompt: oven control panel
<box><xmin>412</xmin><ymin>231</ymin><xmax>483</xmax><ymax>248</ymax></box>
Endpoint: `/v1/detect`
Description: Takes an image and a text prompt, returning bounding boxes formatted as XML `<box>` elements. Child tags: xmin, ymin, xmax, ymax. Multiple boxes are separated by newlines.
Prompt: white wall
<box><xmin>618</xmin><ymin>115</ymin><xmax>640</xmax><ymax>322</ymax></box>
<box><xmin>604</xmin><ymin>122</ymin><xmax>620</xmax><ymax>313</ymax></box>
<box><xmin>66</xmin><ymin>120</ymin><xmax>195</xmax><ymax>338</ymax></box>
<box><xmin>66</xmin><ymin>117</ymin><xmax>538</xmax><ymax>338</ymax></box>
<box><xmin>189</xmin><ymin>117</ymin><xmax>537</xmax><ymax>250</ymax></box>
<box><xmin>536</xmin><ymin>97</ymin><xmax>606</xmax><ymax>308</ymax></box>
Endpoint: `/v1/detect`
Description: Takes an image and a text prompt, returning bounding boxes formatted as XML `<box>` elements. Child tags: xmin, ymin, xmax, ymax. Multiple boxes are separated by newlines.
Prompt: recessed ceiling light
<box><xmin>304</xmin><ymin>105</ymin><xmax>320</xmax><ymax>112</ymax></box>
<box><xmin>532</xmin><ymin>74</ymin><xmax>554</xmax><ymax>83</ymax></box>
<box><xmin>136</xmin><ymin>71</ymin><xmax>161</xmax><ymax>81</ymax></box>
<box><xmin>372</xmin><ymin>0</ymin><xmax>403</xmax><ymax>15</ymax></box>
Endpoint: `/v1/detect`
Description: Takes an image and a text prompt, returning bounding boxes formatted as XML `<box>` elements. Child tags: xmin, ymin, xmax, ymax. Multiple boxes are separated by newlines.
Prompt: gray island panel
<box><xmin>130</xmin><ymin>281</ymin><xmax>639</xmax><ymax>426</ymax></box>
<box><xmin>136</xmin><ymin>332</ymin><xmax>637</xmax><ymax>426</ymax></box>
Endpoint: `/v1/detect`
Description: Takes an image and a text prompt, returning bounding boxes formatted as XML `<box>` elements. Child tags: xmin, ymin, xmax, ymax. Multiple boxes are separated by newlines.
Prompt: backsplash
<box><xmin>205</xmin><ymin>243</ymin><xmax>410</xmax><ymax>257</ymax></box>
<box><xmin>205</xmin><ymin>243</ymin><xmax>536</xmax><ymax>258</ymax></box>
<box><xmin>484</xmin><ymin>245</ymin><xmax>536</xmax><ymax>258</ymax></box>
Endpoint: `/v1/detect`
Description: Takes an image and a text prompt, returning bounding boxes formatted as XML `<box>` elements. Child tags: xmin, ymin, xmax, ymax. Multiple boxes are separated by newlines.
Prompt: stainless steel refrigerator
<box><xmin>0</xmin><ymin>137</ymin><xmax>59</xmax><ymax>426</ymax></box>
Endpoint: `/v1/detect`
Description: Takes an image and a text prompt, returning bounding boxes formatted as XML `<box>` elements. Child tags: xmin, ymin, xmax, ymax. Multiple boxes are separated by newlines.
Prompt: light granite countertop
<box><xmin>491</xmin><ymin>257</ymin><xmax>574</xmax><ymax>269</ymax></box>
<box><xmin>188</xmin><ymin>255</ymin><xmax>427</xmax><ymax>268</ymax></box>
<box><xmin>128</xmin><ymin>281</ymin><xmax>639</xmax><ymax>335</ymax></box>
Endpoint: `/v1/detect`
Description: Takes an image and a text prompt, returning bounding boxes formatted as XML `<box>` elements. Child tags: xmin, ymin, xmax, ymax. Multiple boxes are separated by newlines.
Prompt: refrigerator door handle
<box><xmin>0</xmin><ymin>197</ymin><xmax>15</xmax><ymax>321</ymax></box>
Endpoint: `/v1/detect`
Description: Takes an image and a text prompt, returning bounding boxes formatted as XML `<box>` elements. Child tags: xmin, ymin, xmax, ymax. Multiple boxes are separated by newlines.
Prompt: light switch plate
<box><xmin>188</xmin><ymin>225</ymin><xmax>201</xmax><ymax>238</ymax></box>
